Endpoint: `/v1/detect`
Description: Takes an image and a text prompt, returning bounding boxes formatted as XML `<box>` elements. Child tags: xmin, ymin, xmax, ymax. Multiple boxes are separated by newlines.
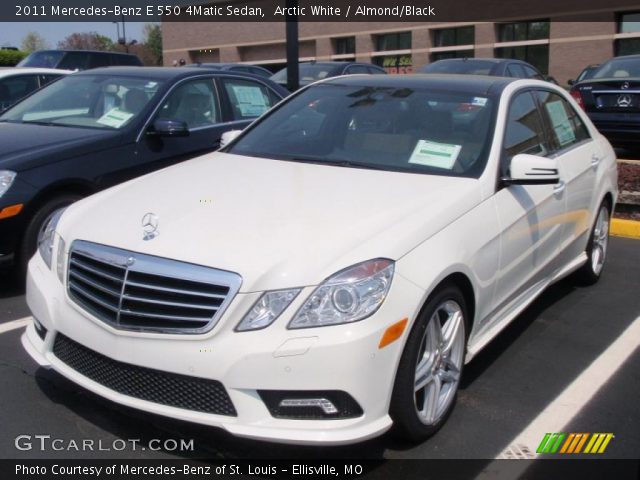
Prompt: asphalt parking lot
<box><xmin>0</xmin><ymin>236</ymin><xmax>638</xmax><ymax>462</ymax></box>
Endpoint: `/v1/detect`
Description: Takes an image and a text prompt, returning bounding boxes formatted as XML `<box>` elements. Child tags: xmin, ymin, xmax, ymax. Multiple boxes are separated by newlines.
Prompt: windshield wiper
<box><xmin>21</xmin><ymin>120</ymin><xmax>58</xmax><ymax>126</ymax></box>
<box><xmin>286</xmin><ymin>156</ymin><xmax>392</xmax><ymax>171</ymax></box>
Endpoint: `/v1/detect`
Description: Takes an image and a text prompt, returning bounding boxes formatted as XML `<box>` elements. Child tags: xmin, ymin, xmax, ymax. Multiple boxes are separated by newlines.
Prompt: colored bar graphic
<box><xmin>539</xmin><ymin>433</ymin><xmax>614</xmax><ymax>454</ymax></box>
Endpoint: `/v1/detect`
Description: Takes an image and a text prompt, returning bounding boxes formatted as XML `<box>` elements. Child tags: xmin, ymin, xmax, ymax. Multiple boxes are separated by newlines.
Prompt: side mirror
<box><xmin>148</xmin><ymin>119</ymin><xmax>189</xmax><ymax>137</ymax></box>
<box><xmin>568</xmin><ymin>79</ymin><xmax>575</xmax><ymax>86</ymax></box>
<box><xmin>503</xmin><ymin>154</ymin><xmax>560</xmax><ymax>185</ymax></box>
<box><xmin>220</xmin><ymin>129</ymin><xmax>242</xmax><ymax>148</ymax></box>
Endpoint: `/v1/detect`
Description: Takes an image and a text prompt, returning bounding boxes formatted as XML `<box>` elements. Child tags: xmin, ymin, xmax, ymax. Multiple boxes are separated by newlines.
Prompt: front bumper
<box><xmin>23</xmin><ymin>252</ymin><xmax>425</xmax><ymax>445</ymax></box>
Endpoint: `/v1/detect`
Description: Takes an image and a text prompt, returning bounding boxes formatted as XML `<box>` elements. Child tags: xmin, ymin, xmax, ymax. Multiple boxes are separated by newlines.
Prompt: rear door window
<box><xmin>535</xmin><ymin>90</ymin><xmax>590</xmax><ymax>150</ymax></box>
<box><xmin>57</xmin><ymin>52</ymin><xmax>90</xmax><ymax>70</ymax></box>
<box><xmin>221</xmin><ymin>78</ymin><xmax>278</xmax><ymax>120</ymax></box>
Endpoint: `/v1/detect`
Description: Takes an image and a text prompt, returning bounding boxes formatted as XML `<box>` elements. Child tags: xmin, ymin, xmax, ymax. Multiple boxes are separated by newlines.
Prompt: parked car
<box><xmin>570</xmin><ymin>54</ymin><xmax>640</xmax><ymax>150</ymax></box>
<box><xmin>568</xmin><ymin>63</ymin><xmax>601</xmax><ymax>85</ymax></box>
<box><xmin>21</xmin><ymin>74</ymin><xmax>617</xmax><ymax>445</ymax></box>
<box><xmin>191</xmin><ymin>62</ymin><xmax>273</xmax><ymax>78</ymax></box>
<box><xmin>17</xmin><ymin>50</ymin><xmax>142</xmax><ymax>71</ymax></box>
<box><xmin>270</xmin><ymin>61</ymin><xmax>387</xmax><ymax>90</ymax></box>
<box><xmin>0</xmin><ymin>67</ymin><xmax>287</xmax><ymax>275</ymax></box>
<box><xmin>0</xmin><ymin>67</ymin><xmax>68</xmax><ymax>111</ymax></box>
<box><xmin>420</xmin><ymin>58</ymin><xmax>557</xmax><ymax>83</ymax></box>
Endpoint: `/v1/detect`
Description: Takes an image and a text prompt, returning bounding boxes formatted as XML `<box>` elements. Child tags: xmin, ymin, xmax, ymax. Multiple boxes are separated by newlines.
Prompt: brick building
<box><xmin>162</xmin><ymin>8</ymin><xmax>640</xmax><ymax>85</ymax></box>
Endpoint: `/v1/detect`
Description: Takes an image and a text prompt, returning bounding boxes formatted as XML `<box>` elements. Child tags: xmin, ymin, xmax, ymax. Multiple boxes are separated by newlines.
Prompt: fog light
<box><xmin>279</xmin><ymin>398</ymin><xmax>338</xmax><ymax>415</ymax></box>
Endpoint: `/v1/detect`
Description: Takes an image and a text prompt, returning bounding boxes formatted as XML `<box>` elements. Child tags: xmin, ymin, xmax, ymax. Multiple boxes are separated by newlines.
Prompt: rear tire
<box><xmin>389</xmin><ymin>284</ymin><xmax>467</xmax><ymax>442</ymax></box>
<box><xmin>574</xmin><ymin>200</ymin><xmax>611</xmax><ymax>285</ymax></box>
<box><xmin>17</xmin><ymin>194</ymin><xmax>81</xmax><ymax>282</ymax></box>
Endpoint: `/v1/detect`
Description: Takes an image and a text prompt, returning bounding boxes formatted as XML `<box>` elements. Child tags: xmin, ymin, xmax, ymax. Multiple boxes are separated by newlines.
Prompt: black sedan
<box><xmin>570</xmin><ymin>55</ymin><xmax>640</xmax><ymax>151</ymax></box>
<box><xmin>420</xmin><ymin>58</ymin><xmax>552</xmax><ymax>81</ymax></box>
<box><xmin>0</xmin><ymin>67</ymin><xmax>288</xmax><ymax>276</ymax></box>
<box><xmin>270</xmin><ymin>61</ymin><xmax>386</xmax><ymax>90</ymax></box>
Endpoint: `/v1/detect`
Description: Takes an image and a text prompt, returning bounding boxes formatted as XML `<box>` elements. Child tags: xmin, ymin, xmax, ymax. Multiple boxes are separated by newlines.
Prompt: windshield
<box><xmin>0</xmin><ymin>75</ymin><xmax>163</xmax><ymax>129</ymax></box>
<box><xmin>422</xmin><ymin>60</ymin><xmax>495</xmax><ymax>75</ymax></box>
<box><xmin>17</xmin><ymin>51</ymin><xmax>65</xmax><ymax>68</ymax></box>
<box><xmin>593</xmin><ymin>57</ymin><xmax>640</xmax><ymax>78</ymax></box>
<box><xmin>271</xmin><ymin>64</ymin><xmax>342</xmax><ymax>84</ymax></box>
<box><xmin>228</xmin><ymin>83</ymin><xmax>496</xmax><ymax>178</ymax></box>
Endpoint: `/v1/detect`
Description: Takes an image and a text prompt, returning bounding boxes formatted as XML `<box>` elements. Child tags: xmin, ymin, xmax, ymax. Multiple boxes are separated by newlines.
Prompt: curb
<box><xmin>611</xmin><ymin>218</ymin><xmax>640</xmax><ymax>239</ymax></box>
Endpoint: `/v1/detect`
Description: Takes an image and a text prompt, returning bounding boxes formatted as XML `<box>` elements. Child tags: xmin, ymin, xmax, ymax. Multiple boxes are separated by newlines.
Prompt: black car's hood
<box><xmin>0</xmin><ymin>122</ymin><xmax>124</xmax><ymax>172</ymax></box>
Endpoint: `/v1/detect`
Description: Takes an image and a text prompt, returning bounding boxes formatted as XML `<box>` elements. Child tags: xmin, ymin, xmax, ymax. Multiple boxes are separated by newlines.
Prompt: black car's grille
<box><xmin>67</xmin><ymin>240</ymin><xmax>242</xmax><ymax>334</ymax></box>
<box><xmin>53</xmin><ymin>333</ymin><xmax>237</xmax><ymax>416</ymax></box>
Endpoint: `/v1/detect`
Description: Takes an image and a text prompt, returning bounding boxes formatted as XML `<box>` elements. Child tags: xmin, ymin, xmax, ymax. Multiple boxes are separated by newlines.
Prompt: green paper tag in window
<box><xmin>97</xmin><ymin>108</ymin><xmax>134</xmax><ymax>129</ymax></box>
<box><xmin>409</xmin><ymin>140</ymin><xmax>461</xmax><ymax>169</ymax></box>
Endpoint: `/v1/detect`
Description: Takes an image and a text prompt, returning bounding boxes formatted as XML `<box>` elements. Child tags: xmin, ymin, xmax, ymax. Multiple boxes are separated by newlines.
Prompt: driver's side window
<box><xmin>503</xmin><ymin>91</ymin><xmax>549</xmax><ymax>161</ymax></box>
<box><xmin>157</xmin><ymin>79</ymin><xmax>219</xmax><ymax>129</ymax></box>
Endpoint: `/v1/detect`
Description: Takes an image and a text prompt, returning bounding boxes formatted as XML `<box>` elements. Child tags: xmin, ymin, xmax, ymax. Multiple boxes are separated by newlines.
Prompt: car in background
<box><xmin>21</xmin><ymin>74</ymin><xmax>616</xmax><ymax>445</ymax></box>
<box><xmin>0</xmin><ymin>67</ymin><xmax>287</xmax><ymax>275</ymax></box>
<box><xmin>17</xmin><ymin>50</ymin><xmax>142</xmax><ymax>71</ymax></box>
<box><xmin>568</xmin><ymin>64</ymin><xmax>601</xmax><ymax>86</ymax></box>
<box><xmin>191</xmin><ymin>62</ymin><xmax>273</xmax><ymax>78</ymax></box>
<box><xmin>270</xmin><ymin>61</ymin><xmax>387</xmax><ymax>90</ymax></box>
<box><xmin>420</xmin><ymin>58</ymin><xmax>557</xmax><ymax>83</ymax></box>
<box><xmin>569</xmin><ymin>55</ymin><xmax>640</xmax><ymax>151</ymax></box>
<box><xmin>0</xmin><ymin>67</ymin><xmax>68</xmax><ymax>111</ymax></box>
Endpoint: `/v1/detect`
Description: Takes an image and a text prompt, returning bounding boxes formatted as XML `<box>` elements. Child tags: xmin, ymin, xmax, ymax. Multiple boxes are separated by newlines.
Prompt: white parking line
<box><xmin>0</xmin><ymin>317</ymin><xmax>32</xmax><ymax>334</ymax></box>
<box><xmin>498</xmin><ymin>315</ymin><xmax>640</xmax><ymax>460</ymax></box>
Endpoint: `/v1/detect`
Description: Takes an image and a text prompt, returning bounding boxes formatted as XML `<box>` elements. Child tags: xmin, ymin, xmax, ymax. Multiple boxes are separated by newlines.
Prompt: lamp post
<box><xmin>112</xmin><ymin>21</ymin><xmax>120</xmax><ymax>44</ymax></box>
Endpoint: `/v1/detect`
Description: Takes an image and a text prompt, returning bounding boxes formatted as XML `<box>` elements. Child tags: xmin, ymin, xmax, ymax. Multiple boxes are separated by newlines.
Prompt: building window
<box><xmin>495</xmin><ymin>45</ymin><xmax>549</xmax><ymax>74</ymax></box>
<box><xmin>375</xmin><ymin>32</ymin><xmax>411</xmax><ymax>51</ymax></box>
<box><xmin>433</xmin><ymin>26</ymin><xmax>474</xmax><ymax>47</ymax></box>
<box><xmin>495</xmin><ymin>20</ymin><xmax>550</xmax><ymax>74</ymax></box>
<box><xmin>333</xmin><ymin>36</ymin><xmax>355</xmax><ymax>55</ymax></box>
<box><xmin>431</xmin><ymin>50</ymin><xmax>474</xmax><ymax>62</ymax></box>
<box><xmin>498</xmin><ymin>20</ymin><xmax>549</xmax><ymax>42</ymax></box>
<box><xmin>616</xmin><ymin>12</ymin><xmax>640</xmax><ymax>55</ymax></box>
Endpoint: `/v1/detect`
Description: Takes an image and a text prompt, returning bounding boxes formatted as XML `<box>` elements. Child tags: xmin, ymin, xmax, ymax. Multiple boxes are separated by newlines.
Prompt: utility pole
<box><xmin>285</xmin><ymin>0</ymin><xmax>299</xmax><ymax>91</ymax></box>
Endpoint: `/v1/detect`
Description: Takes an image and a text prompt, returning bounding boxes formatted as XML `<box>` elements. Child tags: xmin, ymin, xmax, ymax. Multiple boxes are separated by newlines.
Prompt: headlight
<box><xmin>37</xmin><ymin>208</ymin><xmax>66</xmax><ymax>269</ymax></box>
<box><xmin>0</xmin><ymin>170</ymin><xmax>16</xmax><ymax>198</ymax></box>
<box><xmin>289</xmin><ymin>259</ymin><xmax>394</xmax><ymax>329</ymax></box>
<box><xmin>236</xmin><ymin>288</ymin><xmax>302</xmax><ymax>331</ymax></box>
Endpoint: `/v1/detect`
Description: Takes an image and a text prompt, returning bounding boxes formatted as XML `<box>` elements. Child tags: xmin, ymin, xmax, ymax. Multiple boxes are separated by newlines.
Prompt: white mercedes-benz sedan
<box><xmin>23</xmin><ymin>75</ymin><xmax>618</xmax><ymax>445</ymax></box>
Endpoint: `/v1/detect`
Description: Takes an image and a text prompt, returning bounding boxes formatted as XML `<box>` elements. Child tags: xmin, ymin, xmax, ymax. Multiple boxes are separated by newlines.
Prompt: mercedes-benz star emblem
<box><xmin>141</xmin><ymin>212</ymin><xmax>159</xmax><ymax>240</ymax></box>
<box><xmin>617</xmin><ymin>94</ymin><xmax>632</xmax><ymax>108</ymax></box>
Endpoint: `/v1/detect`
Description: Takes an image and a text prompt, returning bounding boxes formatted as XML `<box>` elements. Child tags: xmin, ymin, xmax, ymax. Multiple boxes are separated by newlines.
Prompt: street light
<box><xmin>112</xmin><ymin>21</ymin><xmax>120</xmax><ymax>44</ymax></box>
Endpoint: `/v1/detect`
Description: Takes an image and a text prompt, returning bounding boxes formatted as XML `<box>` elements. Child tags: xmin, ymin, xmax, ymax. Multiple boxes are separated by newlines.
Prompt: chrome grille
<box><xmin>67</xmin><ymin>240</ymin><xmax>242</xmax><ymax>334</ymax></box>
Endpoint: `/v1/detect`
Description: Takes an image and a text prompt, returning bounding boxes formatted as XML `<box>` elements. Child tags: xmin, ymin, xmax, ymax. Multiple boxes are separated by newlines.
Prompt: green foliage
<box><xmin>0</xmin><ymin>50</ymin><xmax>27</xmax><ymax>66</ymax></box>
<box><xmin>57</xmin><ymin>32</ymin><xmax>115</xmax><ymax>51</ymax></box>
<box><xmin>143</xmin><ymin>23</ymin><xmax>163</xmax><ymax>66</ymax></box>
<box><xmin>21</xmin><ymin>32</ymin><xmax>49</xmax><ymax>53</ymax></box>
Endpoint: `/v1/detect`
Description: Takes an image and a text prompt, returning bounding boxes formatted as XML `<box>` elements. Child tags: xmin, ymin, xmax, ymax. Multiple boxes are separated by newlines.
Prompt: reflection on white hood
<box><xmin>59</xmin><ymin>152</ymin><xmax>481</xmax><ymax>292</ymax></box>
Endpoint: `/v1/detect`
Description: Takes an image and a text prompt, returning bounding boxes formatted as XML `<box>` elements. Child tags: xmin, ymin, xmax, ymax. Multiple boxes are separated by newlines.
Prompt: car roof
<box><xmin>321</xmin><ymin>73</ymin><xmax>516</xmax><ymax>95</ymax></box>
<box><xmin>30</xmin><ymin>49</ymin><xmax>137</xmax><ymax>56</ymax></box>
<box><xmin>0</xmin><ymin>67</ymin><xmax>70</xmax><ymax>77</ymax></box>
<box><xmin>431</xmin><ymin>58</ymin><xmax>523</xmax><ymax>65</ymax></box>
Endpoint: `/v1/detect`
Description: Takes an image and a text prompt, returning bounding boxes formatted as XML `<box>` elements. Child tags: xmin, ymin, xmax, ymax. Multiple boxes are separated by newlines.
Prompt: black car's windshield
<box><xmin>271</xmin><ymin>64</ymin><xmax>342</xmax><ymax>84</ymax></box>
<box><xmin>593</xmin><ymin>57</ymin><xmax>640</xmax><ymax>78</ymax></box>
<box><xmin>228</xmin><ymin>83</ymin><xmax>496</xmax><ymax>178</ymax></box>
<box><xmin>17</xmin><ymin>50</ymin><xmax>65</xmax><ymax>68</ymax></box>
<box><xmin>0</xmin><ymin>74</ymin><xmax>163</xmax><ymax>129</ymax></box>
<box><xmin>422</xmin><ymin>60</ymin><xmax>495</xmax><ymax>75</ymax></box>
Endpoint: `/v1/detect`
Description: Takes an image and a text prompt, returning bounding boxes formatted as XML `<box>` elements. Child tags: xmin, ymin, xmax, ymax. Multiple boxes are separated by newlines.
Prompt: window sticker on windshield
<box><xmin>546</xmin><ymin>100</ymin><xmax>575</xmax><ymax>146</ymax></box>
<box><xmin>408</xmin><ymin>140</ymin><xmax>461</xmax><ymax>169</ymax></box>
<box><xmin>231</xmin><ymin>85</ymin><xmax>268</xmax><ymax>117</ymax></box>
<box><xmin>472</xmin><ymin>97</ymin><xmax>488</xmax><ymax>107</ymax></box>
<box><xmin>97</xmin><ymin>108</ymin><xmax>134</xmax><ymax>128</ymax></box>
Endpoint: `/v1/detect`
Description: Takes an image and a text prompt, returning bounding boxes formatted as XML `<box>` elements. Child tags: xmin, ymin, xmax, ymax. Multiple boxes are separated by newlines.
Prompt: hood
<box><xmin>0</xmin><ymin>122</ymin><xmax>121</xmax><ymax>171</ymax></box>
<box><xmin>60</xmin><ymin>153</ymin><xmax>482</xmax><ymax>292</ymax></box>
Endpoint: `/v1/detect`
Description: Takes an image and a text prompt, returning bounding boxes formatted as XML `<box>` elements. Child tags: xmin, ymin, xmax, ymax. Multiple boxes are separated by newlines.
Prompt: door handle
<box><xmin>591</xmin><ymin>154</ymin><xmax>601</xmax><ymax>169</ymax></box>
<box><xmin>553</xmin><ymin>180</ymin><xmax>566</xmax><ymax>195</ymax></box>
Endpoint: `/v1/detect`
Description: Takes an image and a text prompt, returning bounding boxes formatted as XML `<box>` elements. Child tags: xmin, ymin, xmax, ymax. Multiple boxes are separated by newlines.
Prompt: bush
<box><xmin>0</xmin><ymin>50</ymin><xmax>28</xmax><ymax>66</ymax></box>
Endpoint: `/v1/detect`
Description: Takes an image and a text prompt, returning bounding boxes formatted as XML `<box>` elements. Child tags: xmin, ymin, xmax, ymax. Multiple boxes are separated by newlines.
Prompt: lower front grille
<box><xmin>53</xmin><ymin>333</ymin><xmax>237</xmax><ymax>416</ymax></box>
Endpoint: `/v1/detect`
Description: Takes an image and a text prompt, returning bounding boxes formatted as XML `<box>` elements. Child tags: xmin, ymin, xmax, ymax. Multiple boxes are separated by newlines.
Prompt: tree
<box><xmin>143</xmin><ymin>23</ymin><xmax>162</xmax><ymax>66</ymax></box>
<box><xmin>21</xmin><ymin>32</ymin><xmax>49</xmax><ymax>53</ymax></box>
<box><xmin>57</xmin><ymin>32</ymin><xmax>115</xmax><ymax>51</ymax></box>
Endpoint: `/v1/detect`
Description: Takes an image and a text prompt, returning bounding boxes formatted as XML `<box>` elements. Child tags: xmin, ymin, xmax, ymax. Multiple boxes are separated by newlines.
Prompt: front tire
<box><xmin>17</xmin><ymin>194</ymin><xmax>81</xmax><ymax>281</ymax></box>
<box><xmin>575</xmin><ymin>200</ymin><xmax>611</xmax><ymax>285</ymax></box>
<box><xmin>390</xmin><ymin>285</ymin><xmax>467</xmax><ymax>442</ymax></box>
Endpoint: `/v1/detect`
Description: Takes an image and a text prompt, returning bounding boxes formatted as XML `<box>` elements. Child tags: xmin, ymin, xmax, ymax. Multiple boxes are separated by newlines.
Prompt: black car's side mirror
<box><xmin>568</xmin><ymin>79</ymin><xmax>575</xmax><ymax>86</ymax></box>
<box><xmin>148</xmin><ymin>119</ymin><xmax>189</xmax><ymax>137</ymax></box>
